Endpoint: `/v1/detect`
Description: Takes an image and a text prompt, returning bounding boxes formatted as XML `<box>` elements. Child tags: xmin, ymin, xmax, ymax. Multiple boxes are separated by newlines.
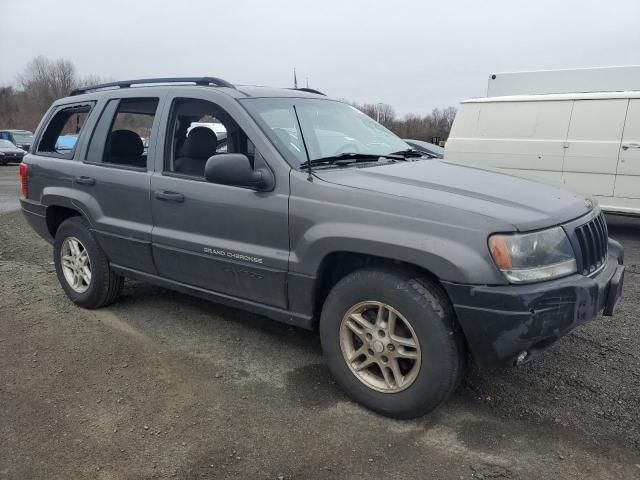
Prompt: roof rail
<box><xmin>291</xmin><ymin>87</ymin><xmax>326</xmax><ymax>96</ymax></box>
<box><xmin>70</xmin><ymin>77</ymin><xmax>236</xmax><ymax>96</ymax></box>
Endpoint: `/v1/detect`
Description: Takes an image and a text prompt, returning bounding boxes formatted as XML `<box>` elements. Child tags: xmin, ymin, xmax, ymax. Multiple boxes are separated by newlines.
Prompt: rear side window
<box><xmin>36</xmin><ymin>104</ymin><xmax>93</xmax><ymax>158</ymax></box>
<box><xmin>86</xmin><ymin>97</ymin><xmax>159</xmax><ymax>169</ymax></box>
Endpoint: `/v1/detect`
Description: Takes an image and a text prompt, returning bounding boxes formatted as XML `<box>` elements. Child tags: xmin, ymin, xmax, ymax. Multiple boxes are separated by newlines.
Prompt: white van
<box><xmin>445</xmin><ymin>67</ymin><xmax>640</xmax><ymax>215</ymax></box>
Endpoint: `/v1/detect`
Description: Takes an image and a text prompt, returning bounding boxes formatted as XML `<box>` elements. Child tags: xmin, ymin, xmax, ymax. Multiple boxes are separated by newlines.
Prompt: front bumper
<box><xmin>442</xmin><ymin>239</ymin><xmax>625</xmax><ymax>368</ymax></box>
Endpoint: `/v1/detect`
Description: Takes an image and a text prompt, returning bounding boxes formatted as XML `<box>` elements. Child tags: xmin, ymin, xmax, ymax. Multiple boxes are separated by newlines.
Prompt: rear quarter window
<box><xmin>36</xmin><ymin>103</ymin><xmax>94</xmax><ymax>159</ymax></box>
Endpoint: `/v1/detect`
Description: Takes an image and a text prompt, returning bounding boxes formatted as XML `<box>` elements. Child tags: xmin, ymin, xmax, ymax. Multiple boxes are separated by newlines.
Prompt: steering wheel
<box><xmin>272</xmin><ymin>128</ymin><xmax>302</xmax><ymax>153</ymax></box>
<box><xmin>333</xmin><ymin>143</ymin><xmax>361</xmax><ymax>156</ymax></box>
<box><xmin>365</xmin><ymin>141</ymin><xmax>391</xmax><ymax>149</ymax></box>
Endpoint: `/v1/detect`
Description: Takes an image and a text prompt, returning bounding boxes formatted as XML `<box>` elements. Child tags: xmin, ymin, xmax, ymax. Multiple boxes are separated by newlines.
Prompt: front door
<box><xmin>150</xmin><ymin>93</ymin><xmax>290</xmax><ymax>308</ymax></box>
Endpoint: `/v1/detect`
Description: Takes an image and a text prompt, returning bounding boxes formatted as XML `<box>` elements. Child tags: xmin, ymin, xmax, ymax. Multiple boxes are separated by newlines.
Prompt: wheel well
<box><xmin>46</xmin><ymin>206</ymin><xmax>83</xmax><ymax>238</ymax></box>
<box><xmin>313</xmin><ymin>251</ymin><xmax>470</xmax><ymax>362</ymax></box>
<box><xmin>314</xmin><ymin>252</ymin><xmax>440</xmax><ymax>317</ymax></box>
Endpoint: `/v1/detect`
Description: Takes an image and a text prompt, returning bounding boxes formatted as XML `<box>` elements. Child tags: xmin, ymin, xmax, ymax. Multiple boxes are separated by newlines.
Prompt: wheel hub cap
<box><xmin>60</xmin><ymin>237</ymin><xmax>92</xmax><ymax>294</ymax></box>
<box><xmin>339</xmin><ymin>301</ymin><xmax>421</xmax><ymax>393</ymax></box>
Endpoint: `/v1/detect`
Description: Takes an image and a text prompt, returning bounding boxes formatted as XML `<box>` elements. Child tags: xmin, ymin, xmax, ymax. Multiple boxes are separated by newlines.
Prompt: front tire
<box><xmin>320</xmin><ymin>267</ymin><xmax>464</xmax><ymax>419</ymax></box>
<box><xmin>53</xmin><ymin>217</ymin><xmax>123</xmax><ymax>309</ymax></box>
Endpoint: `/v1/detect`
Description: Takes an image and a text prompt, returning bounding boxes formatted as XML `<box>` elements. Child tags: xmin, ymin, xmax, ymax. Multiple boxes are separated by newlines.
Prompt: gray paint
<box><xmin>22</xmin><ymin>84</ymin><xmax>596</xmax><ymax>322</ymax></box>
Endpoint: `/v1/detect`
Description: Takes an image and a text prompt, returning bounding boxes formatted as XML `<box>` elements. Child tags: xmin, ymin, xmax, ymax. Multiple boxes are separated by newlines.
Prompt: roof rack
<box><xmin>70</xmin><ymin>77</ymin><xmax>236</xmax><ymax>96</ymax></box>
<box><xmin>291</xmin><ymin>87</ymin><xmax>326</xmax><ymax>96</ymax></box>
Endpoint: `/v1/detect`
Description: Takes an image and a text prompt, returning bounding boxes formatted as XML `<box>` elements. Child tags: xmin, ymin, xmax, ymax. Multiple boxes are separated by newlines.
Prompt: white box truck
<box><xmin>445</xmin><ymin>67</ymin><xmax>640</xmax><ymax>215</ymax></box>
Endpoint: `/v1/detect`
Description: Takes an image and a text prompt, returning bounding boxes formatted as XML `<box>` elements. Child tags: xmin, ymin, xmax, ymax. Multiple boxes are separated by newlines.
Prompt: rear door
<box><xmin>614</xmin><ymin>98</ymin><xmax>640</xmax><ymax>200</ymax></box>
<box><xmin>150</xmin><ymin>91</ymin><xmax>290</xmax><ymax>308</ymax></box>
<box><xmin>74</xmin><ymin>95</ymin><xmax>165</xmax><ymax>273</ymax></box>
<box><xmin>561</xmin><ymin>99</ymin><xmax>628</xmax><ymax>197</ymax></box>
<box><xmin>27</xmin><ymin>102</ymin><xmax>95</xmax><ymax>214</ymax></box>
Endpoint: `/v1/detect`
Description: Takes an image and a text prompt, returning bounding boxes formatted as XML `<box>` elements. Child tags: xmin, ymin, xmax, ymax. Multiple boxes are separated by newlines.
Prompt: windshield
<box><xmin>241</xmin><ymin>98</ymin><xmax>409</xmax><ymax>166</ymax></box>
<box><xmin>12</xmin><ymin>133</ymin><xmax>34</xmax><ymax>144</ymax></box>
<box><xmin>0</xmin><ymin>140</ymin><xmax>15</xmax><ymax>148</ymax></box>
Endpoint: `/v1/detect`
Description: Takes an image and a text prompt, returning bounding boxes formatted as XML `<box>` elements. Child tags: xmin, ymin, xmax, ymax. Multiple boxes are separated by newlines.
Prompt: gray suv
<box><xmin>19</xmin><ymin>77</ymin><xmax>625</xmax><ymax>418</ymax></box>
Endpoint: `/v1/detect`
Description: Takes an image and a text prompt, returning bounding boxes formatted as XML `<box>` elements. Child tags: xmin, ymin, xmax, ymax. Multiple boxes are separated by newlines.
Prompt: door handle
<box><xmin>75</xmin><ymin>175</ymin><xmax>96</xmax><ymax>186</ymax></box>
<box><xmin>155</xmin><ymin>190</ymin><xmax>184</xmax><ymax>202</ymax></box>
<box><xmin>622</xmin><ymin>143</ymin><xmax>640</xmax><ymax>150</ymax></box>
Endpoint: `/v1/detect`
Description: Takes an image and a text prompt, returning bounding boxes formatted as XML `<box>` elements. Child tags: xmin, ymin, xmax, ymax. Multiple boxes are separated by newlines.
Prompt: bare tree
<box><xmin>18</xmin><ymin>56</ymin><xmax>77</xmax><ymax>113</ymax></box>
<box><xmin>442</xmin><ymin>106</ymin><xmax>457</xmax><ymax>131</ymax></box>
<box><xmin>0</xmin><ymin>56</ymin><xmax>111</xmax><ymax>130</ymax></box>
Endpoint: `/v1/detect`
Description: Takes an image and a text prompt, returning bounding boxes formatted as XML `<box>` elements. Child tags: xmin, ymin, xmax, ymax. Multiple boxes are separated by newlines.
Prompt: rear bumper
<box><xmin>20</xmin><ymin>199</ymin><xmax>52</xmax><ymax>243</ymax></box>
<box><xmin>0</xmin><ymin>154</ymin><xmax>24</xmax><ymax>163</ymax></box>
<box><xmin>442</xmin><ymin>239</ymin><xmax>625</xmax><ymax>368</ymax></box>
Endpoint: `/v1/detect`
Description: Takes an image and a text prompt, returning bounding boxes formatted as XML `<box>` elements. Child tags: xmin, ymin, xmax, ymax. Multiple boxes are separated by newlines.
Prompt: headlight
<box><xmin>488</xmin><ymin>226</ymin><xmax>576</xmax><ymax>283</ymax></box>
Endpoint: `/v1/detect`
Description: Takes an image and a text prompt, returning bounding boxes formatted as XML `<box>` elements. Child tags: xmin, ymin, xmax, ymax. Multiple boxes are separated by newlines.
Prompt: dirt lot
<box><xmin>1</xmin><ymin>165</ymin><xmax>639</xmax><ymax>479</ymax></box>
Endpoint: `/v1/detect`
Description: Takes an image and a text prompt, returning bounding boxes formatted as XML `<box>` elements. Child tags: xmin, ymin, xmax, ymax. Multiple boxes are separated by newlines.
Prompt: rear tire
<box><xmin>319</xmin><ymin>267</ymin><xmax>465</xmax><ymax>419</ymax></box>
<box><xmin>53</xmin><ymin>217</ymin><xmax>123</xmax><ymax>309</ymax></box>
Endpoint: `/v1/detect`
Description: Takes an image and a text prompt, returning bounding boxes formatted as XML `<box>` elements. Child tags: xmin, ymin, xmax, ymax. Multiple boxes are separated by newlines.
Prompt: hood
<box><xmin>314</xmin><ymin>160</ymin><xmax>592</xmax><ymax>232</ymax></box>
<box><xmin>0</xmin><ymin>147</ymin><xmax>26</xmax><ymax>154</ymax></box>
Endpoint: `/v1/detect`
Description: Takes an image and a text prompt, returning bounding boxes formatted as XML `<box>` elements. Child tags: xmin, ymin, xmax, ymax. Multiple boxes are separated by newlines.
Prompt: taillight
<box><xmin>19</xmin><ymin>162</ymin><xmax>28</xmax><ymax>198</ymax></box>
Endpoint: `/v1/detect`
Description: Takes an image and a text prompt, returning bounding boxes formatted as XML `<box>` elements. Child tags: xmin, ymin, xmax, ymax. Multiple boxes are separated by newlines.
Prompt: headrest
<box><xmin>110</xmin><ymin>130</ymin><xmax>143</xmax><ymax>157</ymax></box>
<box><xmin>183</xmin><ymin>127</ymin><xmax>218</xmax><ymax>159</ymax></box>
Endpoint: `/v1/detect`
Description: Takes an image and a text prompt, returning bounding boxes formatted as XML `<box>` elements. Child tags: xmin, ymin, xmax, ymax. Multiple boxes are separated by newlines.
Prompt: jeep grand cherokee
<box><xmin>19</xmin><ymin>77</ymin><xmax>625</xmax><ymax>418</ymax></box>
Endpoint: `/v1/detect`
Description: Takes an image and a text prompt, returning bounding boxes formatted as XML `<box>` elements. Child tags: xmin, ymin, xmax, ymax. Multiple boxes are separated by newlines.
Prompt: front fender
<box><xmin>290</xmin><ymin>221</ymin><xmax>505</xmax><ymax>285</ymax></box>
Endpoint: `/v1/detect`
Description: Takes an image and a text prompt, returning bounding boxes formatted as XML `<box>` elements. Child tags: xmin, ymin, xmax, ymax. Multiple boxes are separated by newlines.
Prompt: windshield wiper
<box><xmin>300</xmin><ymin>152</ymin><xmax>405</xmax><ymax>168</ymax></box>
<box><xmin>389</xmin><ymin>148</ymin><xmax>426</xmax><ymax>158</ymax></box>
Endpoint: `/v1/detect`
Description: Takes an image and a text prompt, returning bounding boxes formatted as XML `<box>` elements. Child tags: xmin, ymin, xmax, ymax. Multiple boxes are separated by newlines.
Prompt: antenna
<box><xmin>293</xmin><ymin>105</ymin><xmax>313</xmax><ymax>182</ymax></box>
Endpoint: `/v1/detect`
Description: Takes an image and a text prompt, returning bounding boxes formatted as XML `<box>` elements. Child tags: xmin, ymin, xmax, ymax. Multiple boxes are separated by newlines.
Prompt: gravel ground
<box><xmin>1</xmin><ymin>165</ymin><xmax>639</xmax><ymax>479</ymax></box>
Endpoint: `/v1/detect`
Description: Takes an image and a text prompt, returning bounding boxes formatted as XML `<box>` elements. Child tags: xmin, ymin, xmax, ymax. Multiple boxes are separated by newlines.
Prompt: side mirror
<box><xmin>204</xmin><ymin>153</ymin><xmax>274</xmax><ymax>191</ymax></box>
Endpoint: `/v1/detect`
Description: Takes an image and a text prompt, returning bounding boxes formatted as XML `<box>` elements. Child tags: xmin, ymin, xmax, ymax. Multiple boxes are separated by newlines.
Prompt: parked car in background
<box><xmin>55</xmin><ymin>134</ymin><xmax>79</xmax><ymax>152</ymax></box>
<box><xmin>445</xmin><ymin>67</ymin><xmax>640</xmax><ymax>216</ymax></box>
<box><xmin>19</xmin><ymin>77</ymin><xmax>624</xmax><ymax>419</ymax></box>
<box><xmin>0</xmin><ymin>139</ymin><xmax>26</xmax><ymax>165</ymax></box>
<box><xmin>0</xmin><ymin>129</ymin><xmax>34</xmax><ymax>152</ymax></box>
<box><xmin>403</xmin><ymin>139</ymin><xmax>444</xmax><ymax>158</ymax></box>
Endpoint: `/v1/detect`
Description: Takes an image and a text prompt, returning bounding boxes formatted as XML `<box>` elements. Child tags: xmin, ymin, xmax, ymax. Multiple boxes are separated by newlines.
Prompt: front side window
<box><xmin>165</xmin><ymin>98</ymin><xmax>255</xmax><ymax>177</ymax></box>
<box><xmin>36</xmin><ymin>104</ymin><xmax>93</xmax><ymax>158</ymax></box>
<box><xmin>86</xmin><ymin>97</ymin><xmax>159</xmax><ymax>168</ymax></box>
<box><xmin>241</xmin><ymin>98</ymin><xmax>409</xmax><ymax>167</ymax></box>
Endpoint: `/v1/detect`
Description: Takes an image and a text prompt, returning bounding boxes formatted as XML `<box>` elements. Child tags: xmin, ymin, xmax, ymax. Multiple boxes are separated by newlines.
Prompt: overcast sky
<box><xmin>2</xmin><ymin>0</ymin><xmax>639</xmax><ymax>115</ymax></box>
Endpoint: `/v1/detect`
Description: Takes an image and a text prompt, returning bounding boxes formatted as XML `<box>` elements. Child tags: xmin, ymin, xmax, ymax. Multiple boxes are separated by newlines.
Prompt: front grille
<box><xmin>574</xmin><ymin>213</ymin><xmax>608</xmax><ymax>275</ymax></box>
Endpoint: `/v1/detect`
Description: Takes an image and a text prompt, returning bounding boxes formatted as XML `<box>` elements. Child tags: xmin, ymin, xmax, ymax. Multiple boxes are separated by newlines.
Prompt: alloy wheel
<box><xmin>60</xmin><ymin>236</ymin><xmax>92</xmax><ymax>293</ymax></box>
<box><xmin>339</xmin><ymin>301</ymin><xmax>421</xmax><ymax>393</ymax></box>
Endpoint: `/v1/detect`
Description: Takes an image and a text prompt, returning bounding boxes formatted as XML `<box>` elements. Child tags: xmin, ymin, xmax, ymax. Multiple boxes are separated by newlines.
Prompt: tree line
<box><xmin>0</xmin><ymin>56</ymin><xmax>456</xmax><ymax>143</ymax></box>
<box><xmin>0</xmin><ymin>56</ymin><xmax>108</xmax><ymax>131</ymax></box>
<box><xmin>348</xmin><ymin>101</ymin><xmax>456</xmax><ymax>144</ymax></box>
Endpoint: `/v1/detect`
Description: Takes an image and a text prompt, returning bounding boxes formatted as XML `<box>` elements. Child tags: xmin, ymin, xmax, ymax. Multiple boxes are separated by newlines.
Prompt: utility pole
<box><xmin>293</xmin><ymin>68</ymin><xmax>298</xmax><ymax>89</ymax></box>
